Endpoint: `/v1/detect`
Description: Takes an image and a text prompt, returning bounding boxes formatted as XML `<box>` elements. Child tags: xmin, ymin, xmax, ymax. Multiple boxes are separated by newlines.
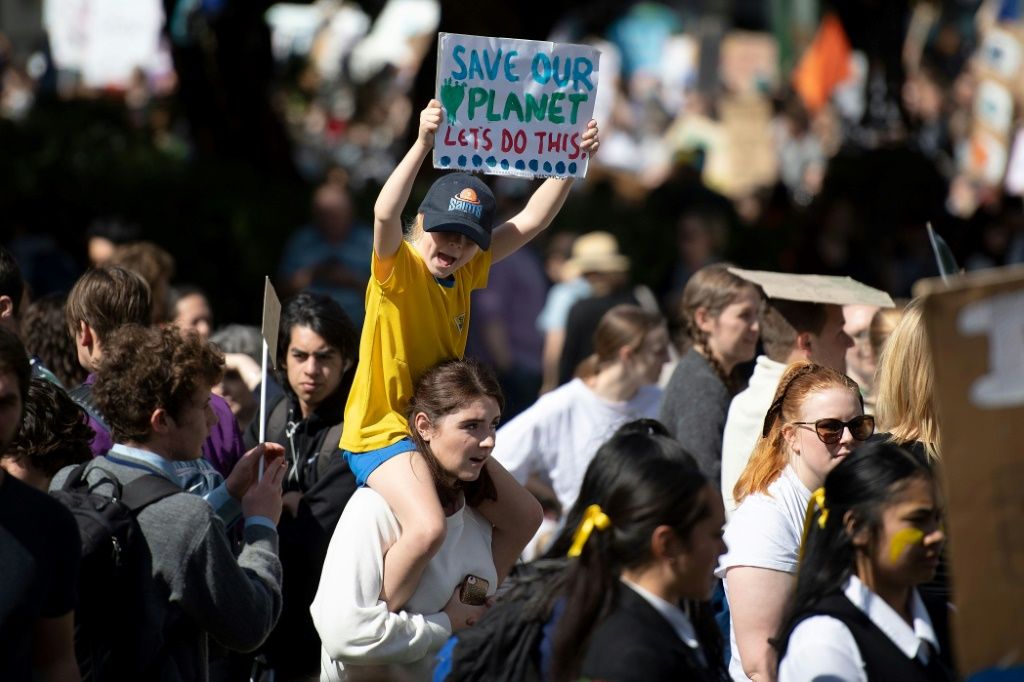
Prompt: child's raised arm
<box><xmin>373</xmin><ymin>100</ymin><xmax>443</xmax><ymax>260</ymax></box>
<box><xmin>490</xmin><ymin>120</ymin><xmax>600</xmax><ymax>263</ymax></box>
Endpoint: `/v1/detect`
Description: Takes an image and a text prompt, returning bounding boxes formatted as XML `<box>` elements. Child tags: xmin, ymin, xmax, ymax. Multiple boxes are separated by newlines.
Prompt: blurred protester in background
<box><xmin>168</xmin><ymin>284</ymin><xmax>214</xmax><ymax>340</ymax></box>
<box><xmin>661</xmin><ymin>264</ymin><xmax>761</xmax><ymax>483</ymax></box>
<box><xmin>109</xmin><ymin>241</ymin><xmax>175</xmax><ymax>325</ymax></box>
<box><xmin>869</xmin><ymin>304</ymin><xmax>906</xmax><ymax>366</ymax></box>
<box><xmin>843</xmin><ymin>304</ymin><xmax>881</xmax><ymax>412</ymax></box>
<box><xmin>278</xmin><ymin>180</ymin><xmax>372</xmax><ymax>326</ymax></box>
<box><xmin>536</xmin><ymin>232</ymin><xmax>591</xmax><ymax>394</ymax></box>
<box><xmin>0</xmin><ymin>245</ymin><xmax>26</xmax><ymax>337</ymax></box>
<box><xmin>558</xmin><ymin>232</ymin><xmax>655</xmax><ymax>385</ymax></box>
<box><xmin>664</xmin><ymin>209</ymin><xmax>728</xmax><ymax>308</ymax></box>
<box><xmin>86</xmin><ymin>218</ymin><xmax>141</xmax><ymax>267</ymax></box>
<box><xmin>210</xmin><ymin>324</ymin><xmax>270</xmax><ymax>433</ymax></box>
<box><xmin>467</xmin><ymin>245</ymin><xmax>547</xmax><ymax>420</ymax></box>
<box><xmin>494</xmin><ymin>305</ymin><xmax>667</xmax><ymax>519</ymax></box>
<box><xmin>2</xmin><ymin>378</ymin><xmax>92</xmax><ymax>491</ymax></box>
<box><xmin>244</xmin><ymin>292</ymin><xmax>359</xmax><ymax>681</ymax></box>
<box><xmin>22</xmin><ymin>293</ymin><xmax>88</xmax><ymax>389</ymax></box>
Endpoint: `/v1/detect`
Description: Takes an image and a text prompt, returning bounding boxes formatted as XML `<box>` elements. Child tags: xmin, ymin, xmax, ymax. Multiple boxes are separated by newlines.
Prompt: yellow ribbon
<box><xmin>811</xmin><ymin>487</ymin><xmax>829</xmax><ymax>529</ymax></box>
<box><xmin>798</xmin><ymin>487</ymin><xmax>829</xmax><ymax>563</ymax></box>
<box><xmin>567</xmin><ymin>504</ymin><xmax>612</xmax><ymax>557</ymax></box>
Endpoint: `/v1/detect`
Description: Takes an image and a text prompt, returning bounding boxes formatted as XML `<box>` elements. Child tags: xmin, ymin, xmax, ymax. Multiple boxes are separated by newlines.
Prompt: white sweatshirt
<box><xmin>310</xmin><ymin>487</ymin><xmax>497</xmax><ymax>681</ymax></box>
<box><xmin>492</xmin><ymin>378</ymin><xmax>663</xmax><ymax>511</ymax></box>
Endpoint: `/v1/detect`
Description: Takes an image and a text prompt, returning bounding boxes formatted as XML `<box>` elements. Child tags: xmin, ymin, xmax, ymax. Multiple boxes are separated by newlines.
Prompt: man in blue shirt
<box><xmin>278</xmin><ymin>181</ymin><xmax>373</xmax><ymax>327</ymax></box>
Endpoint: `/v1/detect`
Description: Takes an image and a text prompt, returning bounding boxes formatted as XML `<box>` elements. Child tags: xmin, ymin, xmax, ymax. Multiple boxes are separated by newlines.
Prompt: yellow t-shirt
<box><xmin>340</xmin><ymin>239</ymin><xmax>493</xmax><ymax>452</ymax></box>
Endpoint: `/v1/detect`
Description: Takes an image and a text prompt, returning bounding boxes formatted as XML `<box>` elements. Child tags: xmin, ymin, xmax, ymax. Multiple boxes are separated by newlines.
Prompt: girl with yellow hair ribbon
<box><xmin>776</xmin><ymin>441</ymin><xmax>951</xmax><ymax>681</ymax></box>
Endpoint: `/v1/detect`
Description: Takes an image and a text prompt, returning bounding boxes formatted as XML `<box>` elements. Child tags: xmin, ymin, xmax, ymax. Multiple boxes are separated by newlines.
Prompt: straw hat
<box><xmin>565</xmin><ymin>231</ymin><xmax>631</xmax><ymax>276</ymax></box>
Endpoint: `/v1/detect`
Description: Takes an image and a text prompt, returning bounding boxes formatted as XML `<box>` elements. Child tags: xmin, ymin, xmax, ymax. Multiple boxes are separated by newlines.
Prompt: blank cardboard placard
<box><xmin>729</xmin><ymin>268</ymin><xmax>895</xmax><ymax>307</ymax></box>
<box><xmin>918</xmin><ymin>264</ymin><xmax>1024</xmax><ymax>674</ymax></box>
<box><xmin>261</xmin><ymin>277</ymin><xmax>282</xmax><ymax>370</ymax></box>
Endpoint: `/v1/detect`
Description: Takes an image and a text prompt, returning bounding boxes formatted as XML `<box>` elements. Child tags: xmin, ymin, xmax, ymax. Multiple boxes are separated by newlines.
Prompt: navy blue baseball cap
<box><xmin>418</xmin><ymin>173</ymin><xmax>496</xmax><ymax>250</ymax></box>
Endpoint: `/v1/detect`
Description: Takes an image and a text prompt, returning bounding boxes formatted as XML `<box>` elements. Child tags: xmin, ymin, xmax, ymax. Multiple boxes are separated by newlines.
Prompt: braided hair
<box><xmin>679</xmin><ymin>263</ymin><xmax>758</xmax><ymax>395</ymax></box>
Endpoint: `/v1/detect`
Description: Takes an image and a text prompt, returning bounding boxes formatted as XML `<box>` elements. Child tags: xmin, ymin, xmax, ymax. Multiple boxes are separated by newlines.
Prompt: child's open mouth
<box><xmin>437</xmin><ymin>252</ymin><xmax>456</xmax><ymax>268</ymax></box>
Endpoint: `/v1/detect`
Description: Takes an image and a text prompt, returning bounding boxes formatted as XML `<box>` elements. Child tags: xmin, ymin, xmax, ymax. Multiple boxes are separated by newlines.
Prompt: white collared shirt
<box><xmin>620</xmin><ymin>578</ymin><xmax>704</xmax><ymax>662</ymax></box>
<box><xmin>778</xmin><ymin>575</ymin><xmax>941</xmax><ymax>682</ymax></box>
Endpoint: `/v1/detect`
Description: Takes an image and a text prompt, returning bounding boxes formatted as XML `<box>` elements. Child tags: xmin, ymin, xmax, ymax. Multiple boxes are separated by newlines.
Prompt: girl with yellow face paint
<box><xmin>774</xmin><ymin>442</ymin><xmax>954</xmax><ymax>682</ymax></box>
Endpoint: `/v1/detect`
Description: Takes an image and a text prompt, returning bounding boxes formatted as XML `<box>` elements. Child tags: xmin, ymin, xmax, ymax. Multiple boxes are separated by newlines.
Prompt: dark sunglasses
<box><xmin>791</xmin><ymin>415</ymin><xmax>875</xmax><ymax>444</ymax></box>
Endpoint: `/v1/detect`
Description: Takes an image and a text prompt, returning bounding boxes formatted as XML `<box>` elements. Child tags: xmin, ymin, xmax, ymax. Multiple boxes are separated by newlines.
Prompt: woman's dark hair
<box><xmin>277</xmin><ymin>291</ymin><xmax>359</xmax><ymax>398</ymax></box>
<box><xmin>166</xmin><ymin>284</ymin><xmax>208</xmax><ymax>324</ymax></box>
<box><xmin>22</xmin><ymin>292</ymin><xmax>88</xmax><ymax>388</ymax></box>
<box><xmin>6</xmin><ymin>378</ymin><xmax>92</xmax><ymax>478</ymax></box>
<box><xmin>773</xmin><ymin>441</ymin><xmax>935</xmax><ymax>657</ymax></box>
<box><xmin>549</xmin><ymin>423</ymin><xmax>716</xmax><ymax>681</ymax></box>
<box><xmin>407</xmin><ymin>359</ymin><xmax>504</xmax><ymax>509</ymax></box>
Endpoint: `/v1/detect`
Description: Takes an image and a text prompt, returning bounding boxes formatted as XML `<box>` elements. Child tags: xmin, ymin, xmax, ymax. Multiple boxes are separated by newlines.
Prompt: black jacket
<box><xmin>580</xmin><ymin>583</ymin><xmax>724</xmax><ymax>682</ymax></box>
<box><xmin>244</xmin><ymin>389</ymin><xmax>356</xmax><ymax>677</ymax></box>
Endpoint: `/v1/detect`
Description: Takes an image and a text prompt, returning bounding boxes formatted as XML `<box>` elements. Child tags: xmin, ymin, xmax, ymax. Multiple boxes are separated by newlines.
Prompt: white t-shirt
<box><xmin>720</xmin><ymin>356</ymin><xmax>787</xmax><ymax>518</ymax></box>
<box><xmin>492</xmin><ymin>378</ymin><xmax>663</xmax><ymax>512</ymax></box>
<box><xmin>716</xmin><ymin>465</ymin><xmax>812</xmax><ymax>682</ymax></box>
<box><xmin>779</xmin><ymin>575</ymin><xmax>941</xmax><ymax>682</ymax></box>
<box><xmin>311</xmin><ymin>488</ymin><xmax>496</xmax><ymax>681</ymax></box>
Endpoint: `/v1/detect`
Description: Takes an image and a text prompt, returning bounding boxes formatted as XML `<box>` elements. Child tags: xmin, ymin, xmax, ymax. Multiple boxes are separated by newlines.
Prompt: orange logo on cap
<box><xmin>456</xmin><ymin>188</ymin><xmax>480</xmax><ymax>204</ymax></box>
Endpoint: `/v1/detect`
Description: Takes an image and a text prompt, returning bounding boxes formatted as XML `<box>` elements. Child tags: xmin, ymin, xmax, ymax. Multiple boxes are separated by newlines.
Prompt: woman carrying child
<box><xmin>339</xmin><ymin>98</ymin><xmax>600</xmax><ymax>612</ymax></box>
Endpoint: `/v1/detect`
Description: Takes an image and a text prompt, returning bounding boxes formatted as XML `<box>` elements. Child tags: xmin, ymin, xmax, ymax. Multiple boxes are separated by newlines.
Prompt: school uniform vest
<box><xmin>790</xmin><ymin>592</ymin><xmax>955</xmax><ymax>682</ymax></box>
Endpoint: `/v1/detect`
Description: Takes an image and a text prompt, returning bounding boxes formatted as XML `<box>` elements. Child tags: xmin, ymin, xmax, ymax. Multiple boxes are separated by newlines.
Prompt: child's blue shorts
<box><xmin>343</xmin><ymin>437</ymin><xmax>418</xmax><ymax>487</ymax></box>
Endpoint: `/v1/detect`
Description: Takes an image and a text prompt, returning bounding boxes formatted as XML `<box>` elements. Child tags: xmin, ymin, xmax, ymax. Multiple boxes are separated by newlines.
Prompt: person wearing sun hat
<box><xmin>537</xmin><ymin>231</ymin><xmax>625</xmax><ymax>393</ymax></box>
<box><xmin>339</xmin><ymin>98</ymin><xmax>601</xmax><ymax>619</ymax></box>
<box><xmin>557</xmin><ymin>232</ymin><xmax>661</xmax><ymax>385</ymax></box>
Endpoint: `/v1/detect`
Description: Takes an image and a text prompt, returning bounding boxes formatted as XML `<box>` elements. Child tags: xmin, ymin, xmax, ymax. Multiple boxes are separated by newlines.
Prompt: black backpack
<box><xmin>51</xmin><ymin>463</ymin><xmax>182</xmax><ymax>681</ymax></box>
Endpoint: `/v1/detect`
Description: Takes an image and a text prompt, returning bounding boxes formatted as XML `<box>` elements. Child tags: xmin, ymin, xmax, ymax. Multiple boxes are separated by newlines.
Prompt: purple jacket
<box><xmin>79</xmin><ymin>374</ymin><xmax>244</xmax><ymax>478</ymax></box>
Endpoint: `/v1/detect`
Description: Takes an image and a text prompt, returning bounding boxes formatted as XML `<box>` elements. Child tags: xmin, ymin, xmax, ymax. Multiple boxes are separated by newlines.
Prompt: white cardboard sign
<box><xmin>433</xmin><ymin>32</ymin><xmax>600</xmax><ymax>179</ymax></box>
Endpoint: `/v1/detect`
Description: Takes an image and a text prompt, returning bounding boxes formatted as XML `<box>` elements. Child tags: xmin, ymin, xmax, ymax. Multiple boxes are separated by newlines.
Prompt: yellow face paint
<box><xmin>888</xmin><ymin>527</ymin><xmax>925</xmax><ymax>563</ymax></box>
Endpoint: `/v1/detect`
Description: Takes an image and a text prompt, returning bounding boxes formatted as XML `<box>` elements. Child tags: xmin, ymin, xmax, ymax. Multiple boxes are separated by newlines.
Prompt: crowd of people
<box><xmin>5</xmin><ymin>1</ymin><xmax>1024</xmax><ymax>317</ymax></box>
<box><xmin>0</xmin><ymin>87</ymin><xmax>968</xmax><ymax>682</ymax></box>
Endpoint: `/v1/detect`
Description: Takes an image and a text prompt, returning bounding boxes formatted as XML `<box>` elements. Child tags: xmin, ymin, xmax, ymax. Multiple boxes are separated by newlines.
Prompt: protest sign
<box><xmin>917</xmin><ymin>265</ymin><xmax>1024</xmax><ymax>675</ymax></box>
<box><xmin>433</xmin><ymin>32</ymin><xmax>600</xmax><ymax>179</ymax></box>
<box><xmin>728</xmin><ymin>268</ymin><xmax>895</xmax><ymax>307</ymax></box>
<box><xmin>715</xmin><ymin>95</ymin><xmax>777</xmax><ymax>198</ymax></box>
<box><xmin>258</xmin><ymin>278</ymin><xmax>282</xmax><ymax>461</ymax></box>
<box><xmin>719</xmin><ymin>32</ymin><xmax>779</xmax><ymax>96</ymax></box>
<box><xmin>45</xmin><ymin>0</ymin><xmax>166</xmax><ymax>89</ymax></box>
<box><xmin>260</xmin><ymin>277</ymin><xmax>282</xmax><ymax>372</ymax></box>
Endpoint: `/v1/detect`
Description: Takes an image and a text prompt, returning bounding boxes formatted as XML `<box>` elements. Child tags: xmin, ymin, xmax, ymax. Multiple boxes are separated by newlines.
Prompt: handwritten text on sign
<box><xmin>433</xmin><ymin>33</ymin><xmax>600</xmax><ymax>179</ymax></box>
